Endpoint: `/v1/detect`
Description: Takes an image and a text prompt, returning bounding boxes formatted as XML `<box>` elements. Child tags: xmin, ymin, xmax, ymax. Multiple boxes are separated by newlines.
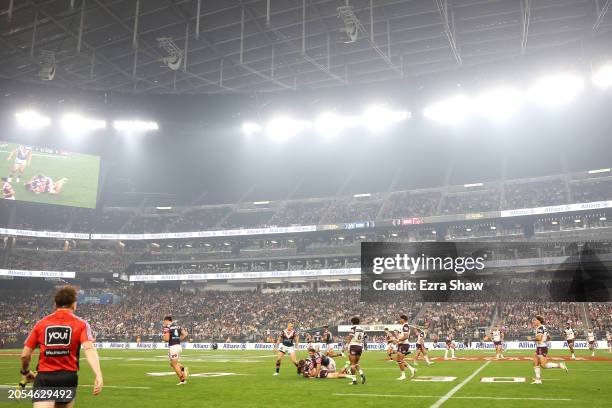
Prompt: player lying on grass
<box><xmin>297</xmin><ymin>356</ymin><xmax>355</xmax><ymax>380</ymax></box>
<box><xmin>25</xmin><ymin>175</ymin><xmax>68</xmax><ymax>195</ymax></box>
<box><xmin>6</xmin><ymin>145</ymin><xmax>32</xmax><ymax>183</ymax></box>
<box><xmin>162</xmin><ymin>316</ymin><xmax>189</xmax><ymax>385</ymax></box>
<box><xmin>394</xmin><ymin>315</ymin><xmax>417</xmax><ymax>380</ymax></box>
<box><xmin>528</xmin><ymin>314</ymin><xmax>568</xmax><ymax>385</ymax></box>
<box><xmin>274</xmin><ymin>322</ymin><xmax>299</xmax><ymax>376</ymax></box>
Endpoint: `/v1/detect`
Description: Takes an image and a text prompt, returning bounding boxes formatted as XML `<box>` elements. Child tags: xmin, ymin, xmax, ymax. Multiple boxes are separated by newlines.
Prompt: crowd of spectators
<box><xmin>2</xmin><ymin>174</ymin><xmax>610</xmax><ymax>235</ymax></box>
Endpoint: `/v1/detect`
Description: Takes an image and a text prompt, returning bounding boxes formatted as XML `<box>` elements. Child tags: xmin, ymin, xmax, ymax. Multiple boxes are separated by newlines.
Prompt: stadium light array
<box><xmin>592</xmin><ymin>64</ymin><xmax>612</xmax><ymax>89</ymax></box>
<box><xmin>361</xmin><ymin>106</ymin><xmax>409</xmax><ymax>132</ymax></box>
<box><xmin>15</xmin><ymin>110</ymin><xmax>51</xmax><ymax>129</ymax></box>
<box><xmin>475</xmin><ymin>88</ymin><xmax>524</xmax><ymax>121</ymax></box>
<box><xmin>265</xmin><ymin>116</ymin><xmax>312</xmax><ymax>142</ymax></box>
<box><xmin>241</xmin><ymin>122</ymin><xmax>262</xmax><ymax>137</ymax></box>
<box><xmin>113</xmin><ymin>120</ymin><xmax>159</xmax><ymax>132</ymax></box>
<box><xmin>423</xmin><ymin>95</ymin><xmax>472</xmax><ymax>125</ymax></box>
<box><xmin>314</xmin><ymin>112</ymin><xmax>360</xmax><ymax>137</ymax></box>
<box><xmin>61</xmin><ymin>113</ymin><xmax>107</xmax><ymax>135</ymax></box>
<box><xmin>527</xmin><ymin>74</ymin><xmax>584</xmax><ymax>107</ymax></box>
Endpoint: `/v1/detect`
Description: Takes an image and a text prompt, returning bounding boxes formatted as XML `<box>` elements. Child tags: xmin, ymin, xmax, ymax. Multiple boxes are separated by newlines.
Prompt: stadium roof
<box><xmin>1</xmin><ymin>0</ymin><xmax>611</xmax><ymax>95</ymax></box>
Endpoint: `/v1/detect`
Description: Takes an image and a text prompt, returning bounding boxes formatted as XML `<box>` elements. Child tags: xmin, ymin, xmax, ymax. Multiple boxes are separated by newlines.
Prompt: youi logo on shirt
<box><xmin>45</xmin><ymin>326</ymin><xmax>72</xmax><ymax>346</ymax></box>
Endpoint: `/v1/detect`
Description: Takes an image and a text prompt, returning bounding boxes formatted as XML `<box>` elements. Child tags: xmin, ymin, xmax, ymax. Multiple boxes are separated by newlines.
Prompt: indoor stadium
<box><xmin>0</xmin><ymin>0</ymin><xmax>611</xmax><ymax>407</ymax></box>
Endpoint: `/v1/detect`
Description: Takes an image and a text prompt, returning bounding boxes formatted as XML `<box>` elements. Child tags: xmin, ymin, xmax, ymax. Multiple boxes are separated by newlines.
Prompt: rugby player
<box><xmin>345</xmin><ymin>316</ymin><xmax>366</xmax><ymax>385</ymax></box>
<box><xmin>395</xmin><ymin>315</ymin><xmax>417</xmax><ymax>380</ymax></box>
<box><xmin>313</xmin><ymin>331</ymin><xmax>323</xmax><ymax>350</ymax></box>
<box><xmin>298</xmin><ymin>358</ymin><xmax>354</xmax><ymax>380</ymax></box>
<box><xmin>491</xmin><ymin>326</ymin><xmax>505</xmax><ymax>359</ymax></box>
<box><xmin>274</xmin><ymin>322</ymin><xmax>299</xmax><ymax>376</ymax></box>
<box><xmin>443</xmin><ymin>331</ymin><xmax>456</xmax><ymax>360</ymax></box>
<box><xmin>384</xmin><ymin>328</ymin><xmax>397</xmax><ymax>361</ymax></box>
<box><xmin>303</xmin><ymin>347</ymin><xmax>356</xmax><ymax>381</ymax></box>
<box><xmin>563</xmin><ymin>323</ymin><xmax>576</xmax><ymax>360</ymax></box>
<box><xmin>322</xmin><ymin>325</ymin><xmax>343</xmax><ymax>357</ymax></box>
<box><xmin>6</xmin><ymin>145</ymin><xmax>32</xmax><ymax>183</ymax></box>
<box><xmin>25</xmin><ymin>175</ymin><xmax>68</xmax><ymax>195</ymax></box>
<box><xmin>2</xmin><ymin>177</ymin><xmax>15</xmax><ymax>200</ymax></box>
<box><xmin>20</xmin><ymin>285</ymin><xmax>103</xmax><ymax>407</ymax></box>
<box><xmin>529</xmin><ymin>315</ymin><xmax>568</xmax><ymax>385</ymax></box>
<box><xmin>162</xmin><ymin>316</ymin><xmax>189</xmax><ymax>385</ymax></box>
<box><xmin>413</xmin><ymin>328</ymin><xmax>433</xmax><ymax>366</ymax></box>
<box><xmin>607</xmin><ymin>330</ymin><xmax>612</xmax><ymax>353</ymax></box>
<box><xmin>587</xmin><ymin>329</ymin><xmax>597</xmax><ymax>357</ymax></box>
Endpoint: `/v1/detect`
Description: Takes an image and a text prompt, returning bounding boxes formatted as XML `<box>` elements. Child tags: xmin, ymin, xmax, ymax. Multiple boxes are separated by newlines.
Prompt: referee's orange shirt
<box><xmin>24</xmin><ymin>309</ymin><xmax>94</xmax><ymax>372</ymax></box>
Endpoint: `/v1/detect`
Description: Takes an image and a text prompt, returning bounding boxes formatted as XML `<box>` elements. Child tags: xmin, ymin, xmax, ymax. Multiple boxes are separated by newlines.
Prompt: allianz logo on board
<box><xmin>254</xmin><ymin>343</ymin><xmax>274</xmax><ymax>350</ymax></box>
<box><xmin>191</xmin><ymin>343</ymin><xmax>211</xmax><ymax>349</ymax></box>
<box><xmin>221</xmin><ymin>343</ymin><xmax>242</xmax><ymax>349</ymax></box>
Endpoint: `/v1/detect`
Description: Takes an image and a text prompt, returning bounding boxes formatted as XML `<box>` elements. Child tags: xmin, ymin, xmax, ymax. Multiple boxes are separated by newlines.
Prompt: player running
<box><xmin>413</xmin><ymin>328</ymin><xmax>433</xmax><ymax>366</ymax></box>
<box><xmin>529</xmin><ymin>315</ymin><xmax>568</xmax><ymax>385</ymax></box>
<box><xmin>2</xmin><ymin>177</ymin><xmax>15</xmax><ymax>200</ymax></box>
<box><xmin>274</xmin><ymin>322</ymin><xmax>299</xmax><ymax>376</ymax></box>
<box><xmin>587</xmin><ymin>329</ymin><xmax>597</xmax><ymax>357</ymax></box>
<box><xmin>6</xmin><ymin>145</ymin><xmax>32</xmax><ymax>183</ymax></box>
<box><xmin>346</xmin><ymin>316</ymin><xmax>366</xmax><ymax>385</ymax></box>
<box><xmin>395</xmin><ymin>315</ymin><xmax>417</xmax><ymax>380</ymax></box>
<box><xmin>564</xmin><ymin>323</ymin><xmax>577</xmax><ymax>360</ymax></box>
<box><xmin>444</xmin><ymin>331</ymin><xmax>456</xmax><ymax>360</ymax></box>
<box><xmin>491</xmin><ymin>327</ymin><xmax>505</xmax><ymax>359</ymax></box>
<box><xmin>162</xmin><ymin>316</ymin><xmax>189</xmax><ymax>385</ymax></box>
<box><xmin>384</xmin><ymin>328</ymin><xmax>398</xmax><ymax>361</ymax></box>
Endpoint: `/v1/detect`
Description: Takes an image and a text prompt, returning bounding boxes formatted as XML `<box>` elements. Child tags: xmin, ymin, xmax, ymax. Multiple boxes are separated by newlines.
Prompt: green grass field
<box><xmin>0</xmin><ymin>142</ymin><xmax>100</xmax><ymax>209</ymax></box>
<box><xmin>1</xmin><ymin>348</ymin><xmax>611</xmax><ymax>407</ymax></box>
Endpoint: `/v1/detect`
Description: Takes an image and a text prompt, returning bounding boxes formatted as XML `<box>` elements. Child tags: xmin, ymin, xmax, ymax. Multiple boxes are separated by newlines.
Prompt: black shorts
<box><xmin>398</xmin><ymin>344</ymin><xmax>411</xmax><ymax>355</ymax></box>
<box><xmin>33</xmin><ymin>371</ymin><xmax>78</xmax><ymax>402</ymax></box>
<box><xmin>349</xmin><ymin>345</ymin><xmax>363</xmax><ymax>356</ymax></box>
<box><xmin>535</xmin><ymin>346</ymin><xmax>548</xmax><ymax>357</ymax></box>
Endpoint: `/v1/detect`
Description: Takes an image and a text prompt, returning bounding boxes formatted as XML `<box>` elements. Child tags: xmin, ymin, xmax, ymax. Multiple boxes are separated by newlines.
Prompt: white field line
<box><xmin>333</xmin><ymin>393</ymin><xmax>571</xmax><ymax>401</ymax></box>
<box><xmin>430</xmin><ymin>361</ymin><xmax>491</xmax><ymax>408</ymax></box>
<box><xmin>1</xmin><ymin>384</ymin><xmax>151</xmax><ymax>390</ymax></box>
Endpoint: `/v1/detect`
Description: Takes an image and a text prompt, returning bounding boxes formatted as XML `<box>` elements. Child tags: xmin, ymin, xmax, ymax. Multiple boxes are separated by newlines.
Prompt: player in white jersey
<box><xmin>345</xmin><ymin>316</ymin><xmax>366</xmax><ymax>385</ymax></box>
<box><xmin>384</xmin><ymin>328</ymin><xmax>398</xmax><ymax>361</ymax></box>
<box><xmin>563</xmin><ymin>323</ymin><xmax>576</xmax><ymax>360</ymax></box>
<box><xmin>6</xmin><ymin>145</ymin><xmax>32</xmax><ymax>183</ymax></box>
<box><xmin>529</xmin><ymin>315</ymin><xmax>568</xmax><ymax>384</ymax></box>
<box><xmin>490</xmin><ymin>327</ymin><xmax>504</xmax><ymax>359</ymax></box>
<box><xmin>444</xmin><ymin>331</ymin><xmax>456</xmax><ymax>360</ymax></box>
<box><xmin>395</xmin><ymin>315</ymin><xmax>417</xmax><ymax>380</ymax></box>
<box><xmin>606</xmin><ymin>331</ymin><xmax>612</xmax><ymax>353</ymax></box>
<box><xmin>413</xmin><ymin>328</ymin><xmax>433</xmax><ymax>366</ymax></box>
<box><xmin>274</xmin><ymin>322</ymin><xmax>299</xmax><ymax>376</ymax></box>
<box><xmin>587</xmin><ymin>330</ymin><xmax>597</xmax><ymax>357</ymax></box>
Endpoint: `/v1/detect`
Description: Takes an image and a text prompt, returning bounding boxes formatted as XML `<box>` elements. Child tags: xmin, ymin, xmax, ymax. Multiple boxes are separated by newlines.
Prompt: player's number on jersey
<box><xmin>174</xmin><ymin>329</ymin><xmax>179</xmax><ymax>337</ymax></box>
<box><xmin>354</xmin><ymin>331</ymin><xmax>364</xmax><ymax>341</ymax></box>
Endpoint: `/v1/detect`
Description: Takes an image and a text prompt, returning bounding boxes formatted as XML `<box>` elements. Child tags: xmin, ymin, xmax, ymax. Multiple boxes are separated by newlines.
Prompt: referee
<box><xmin>20</xmin><ymin>285</ymin><xmax>103</xmax><ymax>407</ymax></box>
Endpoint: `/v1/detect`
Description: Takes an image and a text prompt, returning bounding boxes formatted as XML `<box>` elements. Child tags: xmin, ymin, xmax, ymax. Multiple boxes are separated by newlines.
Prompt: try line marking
<box><xmin>334</xmin><ymin>394</ymin><xmax>572</xmax><ymax>401</ymax></box>
<box><xmin>430</xmin><ymin>360</ymin><xmax>490</xmax><ymax>408</ymax></box>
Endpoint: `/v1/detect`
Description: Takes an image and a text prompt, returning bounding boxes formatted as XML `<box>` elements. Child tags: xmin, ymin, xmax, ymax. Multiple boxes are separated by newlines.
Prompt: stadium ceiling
<box><xmin>1</xmin><ymin>0</ymin><xmax>611</xmax><ymax>95</ymax></box>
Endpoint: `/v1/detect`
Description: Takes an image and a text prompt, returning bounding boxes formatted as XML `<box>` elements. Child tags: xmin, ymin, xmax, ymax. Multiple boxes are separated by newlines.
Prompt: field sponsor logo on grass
<box><xmin>411</xmin><ymin>376</ymin><xmax>456</xmax><ymax>382</ymax></box>
<box><xmin>480</xmin><ymin>377</ymin><xmax>526</xmax><ymax>383</ymax></box>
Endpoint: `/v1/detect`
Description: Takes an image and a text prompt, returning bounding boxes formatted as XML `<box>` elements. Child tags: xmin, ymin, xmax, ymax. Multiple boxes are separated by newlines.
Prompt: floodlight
<box><xmin>61</xmin><ymin>113</ymin><xmax>106</xmax><ymax>134</ymax></box>
<box><xmin>527</xmin><ymin>74</ymin><xmax>584</xmax><ymax>107</ymax></box>
<box><xmin>361</xmin><ymin>106</ymin><xmax>409</xmax><ymax>132</ymax></box>
<box><xmin>314</xmin><ymin>112</ymin><xmax>358</xmax><ymax>136</ymax></box>
<box><xmin>242</xmin><ymin>122</ymin><xmax>262</xmax><ymax>137</ymax></box>
<box><xmin>423</xmin><ymin>95</ymin><xmax>472</xmax><ymax>124</ymax></box>
<box><xmin>475</xmin><ymin>88</ymin><xmax>523</xmax><ymax>120</ymax></box>
<box><xmin>15</xmin><ymin>110</ymin><xmax>50</xmax><ymax>129</ymax></box>
<box><xmin>113</xmin><ymin>120</ymin><xmax>159</xmax><ymax>132</ymax></box>
<box><xmin>592</xmin><ymin>64</ymin><xmax>612</xmax><ymax>89</ymax></box>
<box><xmin>265</xmin><ymin>116</ymin><xmax>311</xmax><ymax>142</ymax></box>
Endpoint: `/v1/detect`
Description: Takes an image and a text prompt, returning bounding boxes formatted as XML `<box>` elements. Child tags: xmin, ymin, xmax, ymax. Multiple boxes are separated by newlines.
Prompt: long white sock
<box><xmin>425</xmin><ymin>355</ymin><xmax>431</xmax><ymax>364</ymax></box>
<box><xmin>444</xmin><ymin>350</ymin><xmax>448</xmax><ymax>358</ymax></box>
<box><xmin>545</xmin><ymin>363</ymin><xmax>560</xmax><ymax>368</ymax></box>
<box><xmin>534</xmin><ymin>366</ymin><xmax>541</xmax><ymax>380</ymax></box>
<box><xmin>451</xmin><ymin>350</ymin><xmax>455</xmax><ymax>358</ymax></box>
<box><xmin>407</xmin><ymin>364</ymin><xmax>415</xmax><ymax>374</ymax></box>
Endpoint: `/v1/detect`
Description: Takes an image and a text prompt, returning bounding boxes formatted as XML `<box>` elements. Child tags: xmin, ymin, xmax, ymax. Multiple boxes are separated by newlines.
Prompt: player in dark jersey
<box><xmin>274</xmin><ymin>322</ymin><xmax>299</xmax><ymax>376</ymax></box>
<box><xmin>20</xmin><ymin>285</ymin><xmax>103</xmax><ymax>405</ymax></box>
<box><xmin>345</xmin><ymin>316</ymin><xmax>366</xmax><ymax>385</ymax></box>
<box><xmin>322</xmin><ymin>325</ymin><xmax>343</xmax><ymax>357</ymax></box>
<box><xmin>529</xmin><ymin>315</ymin><xmax>568</xmax><ymax>384</ymax></box>
<box><xmin>162</xmin><ymin>316</ymin><xmax>189</xmax><ymax>385</ymax></box>
<box><xmin>2</xmin><ymin>177</ymin><xmax>15</xmax><ymax>200</ymax></box>
<box><xmin>395</xmin><ymin>315</ymin><xmax>417</xmax><ymax>380</ymax></box>
<box><xmin>298</xmin><ymin>348</ymin><xmax>355</xmax><ymax>380</ymax></box>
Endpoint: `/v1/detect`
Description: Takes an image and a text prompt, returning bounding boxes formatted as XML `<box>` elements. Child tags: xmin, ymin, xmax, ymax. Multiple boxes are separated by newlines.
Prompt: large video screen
<box><xmin>0</xmin><ymin>141</ymin><xmax>100</xmax><ymax>209</ymax></box>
